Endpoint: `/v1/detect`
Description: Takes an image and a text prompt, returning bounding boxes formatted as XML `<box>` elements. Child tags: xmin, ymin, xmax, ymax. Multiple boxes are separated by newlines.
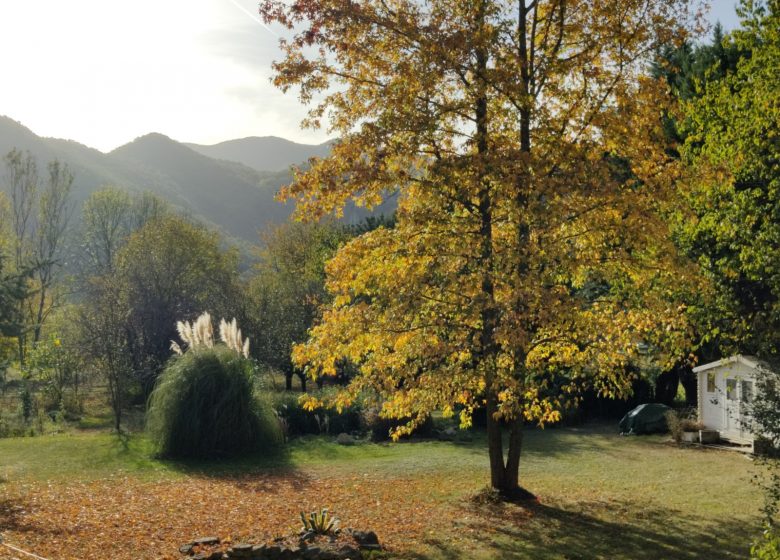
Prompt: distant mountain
<box><xmin>108</xmin><ymin>133</ymin><xmax>293</xmax><ymax>240</ymax></box>
<box><xmin>0</xmin><ymin>116</ymin><xmax>169</xmax><ymax>209</ymax></box>
<box><xmin>0</xmin><ymin>117</ymin><xmax>298</xmax><ymax>242</ymax></box>
<box><xmin>185</xmin><ymin>136</ymin><xmax>332</xmax><ymax>173</ymax></box>
<box><xmin>0</xmin><ymin>116</ymin><xmax>392</xmax><ymax>243</ymax></box>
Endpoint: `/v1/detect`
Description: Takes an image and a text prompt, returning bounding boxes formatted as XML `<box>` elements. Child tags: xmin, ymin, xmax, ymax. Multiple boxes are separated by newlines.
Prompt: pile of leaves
<box><xmin>0</xmin><ymin>469</ymin><xmax>461</xmax><ymax>560</ymax></box>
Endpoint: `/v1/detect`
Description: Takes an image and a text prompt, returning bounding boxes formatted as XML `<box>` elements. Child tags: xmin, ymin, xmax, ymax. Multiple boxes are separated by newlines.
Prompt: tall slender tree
<box><xmin>262</xmin><ymin>0</ymin><xmax>698</xmax><ymax>496</ymax></box>
<box><xmin>30</xmin><ymin>159</ymin><xmax>73</xmax><ymax>344</ymax></box>
<box><xmin>2</xmin><ymin>149</ymin><xmax>37</xmax><ymax>363</ymax></box>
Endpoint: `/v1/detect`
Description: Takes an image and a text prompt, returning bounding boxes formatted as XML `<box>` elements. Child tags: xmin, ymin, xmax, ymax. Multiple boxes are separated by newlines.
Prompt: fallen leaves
<box><xmin>1</xmin><ymin>469</ymin><xmax>461</xmax><ymax>560</ymax></box>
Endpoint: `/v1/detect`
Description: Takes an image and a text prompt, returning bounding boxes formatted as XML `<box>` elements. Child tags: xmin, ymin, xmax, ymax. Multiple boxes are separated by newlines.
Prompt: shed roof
<box><xmin>693</xmin><ymin>354</ymin><xmax>770</xmax><ymax>374</ymax></box>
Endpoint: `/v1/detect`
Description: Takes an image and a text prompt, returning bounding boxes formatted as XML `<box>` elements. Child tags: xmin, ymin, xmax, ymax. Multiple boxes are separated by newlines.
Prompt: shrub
<box><xmin>665</xmin><ymin>409</ymin><xmax>702</xmax><ymax>444</ymax></box>
<box><xmin>271</xmin><ymin>389</ymin><xmax>362</xmax><ymax>438</ymax></box>
<box><xmin>146</xmin><ymin>346</ymin><xmax>281</xmax><ymax>458</ymax></box>
<box><xmin>752</xmin><ymin>524</ymin><xmax>780</xmax><ymax>560</ymax></box>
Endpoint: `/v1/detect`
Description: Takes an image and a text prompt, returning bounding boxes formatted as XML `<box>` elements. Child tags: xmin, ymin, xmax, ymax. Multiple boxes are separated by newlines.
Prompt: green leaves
<box><xmin>300</xmin><ymin>508</ymin><xmax>340</xmax><ymax>535</ymax></box>
<box><xmin>679</xmin><ymin>0</ymin><xmax>780</xmax><ymax>357</ymax></box>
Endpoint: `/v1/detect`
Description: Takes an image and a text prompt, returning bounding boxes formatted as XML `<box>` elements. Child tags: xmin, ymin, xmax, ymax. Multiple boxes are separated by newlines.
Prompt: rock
<box><xmin>179</xmin><ymin>543</ymin><xmax>195</xmax><ymax>555</ymax></box>
<box><xmin>279</xmin><ymin>547</ymin><xmax>298</xmax><ymax>560</ymax></box>
<box><xmin>438</xmin><ymin>427</ymin><xmax>457</xmax><ymax>441</ymax></box>
<box><xmin>299</xmin><ymin>530</ymin><xmax>316</xmax><ymax>543</ymax></box>
<box><xmin>263</xmin><ymin>545</ymin><xmax>282</xmax><ymax>559</ymax></box>
<box><xmin>302</xmin><ymin>546</ymin><xmax>321</xmax><ymax>559</ymax></box>
<box><xmin>194</xmin><ymin>537</ymin><xmax>221</xmax><ymax>546</ymax></box>
<box><xmin>336</xmin><ymin>432</ymin><xmax>355</xmax><ymax>445</ymax></box>
<box><xmin>192</xmin><ymin>555</ymin><xmax>209</xmax><ymax>560</ymax></box>
<box><xmin>335</xmin><ymin>545</ymin><xmax>361</xmax><ymax>560</ymax></box>
<box><xmin>209</xmin><ymin>553</ymin><xmax>225</xmax><ymax>560</ymax></box>
<box><xmin>351</xmin><ymin>530</ymin><xmax>380</xmax><ymax>549</ymax></box>
<box><xmin>228</xmin><ymin>543</ymin><xmax>254</xmax><ymax>558</ymax></box>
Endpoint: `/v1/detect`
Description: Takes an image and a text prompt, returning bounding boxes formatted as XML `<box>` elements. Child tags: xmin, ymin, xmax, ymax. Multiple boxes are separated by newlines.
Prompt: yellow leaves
<box><xmin>3</xmin><ymin>467</ymin><xmax>458</xmax><ymax>560</ymax></box>
<box><xmin>264</xmin><ymin>0</ymin><xmax>695</xmax><ymax>444</ymax></box>
<box><xmin>459</xmin><ymin>408</ymin><xmax>473</xmax><ymax>430</ymax></box>
<box><xmin>300</xmin><ymin>395</ymin><xmax>323</xmax><ymax>412</ymax></box>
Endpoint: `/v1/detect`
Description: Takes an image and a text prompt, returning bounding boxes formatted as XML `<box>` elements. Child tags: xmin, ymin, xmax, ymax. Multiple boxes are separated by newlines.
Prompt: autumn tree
<box><xmin>79</xmin><ymin>274</ymin><xmax>132</xmax><ymax>431</ymax></box>
<box><xmin>81</xmin><ymin>188</ymin><xmax>134</xmax><ymax>274</ymax></box>
<box><xmin>262</xmin><ymin>0</ymin><xmax>697</xmax><ymax>496</ymax></box>
<box><xmin>1</xmin><ymin>150</ymin><xmax>74</xmax><ymax>360</ymax></box>
<box><xmin>0</xmin><ymin>251</ymin><xmax>30</xmax><ymax>388</ymax></box>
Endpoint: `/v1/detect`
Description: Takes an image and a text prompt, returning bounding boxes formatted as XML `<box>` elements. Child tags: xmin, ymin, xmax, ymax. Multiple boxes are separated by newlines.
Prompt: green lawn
<box><xmin>0</xmin><ymin>424</ymin><xmax>765</xmax><ymax>559</ymax></box>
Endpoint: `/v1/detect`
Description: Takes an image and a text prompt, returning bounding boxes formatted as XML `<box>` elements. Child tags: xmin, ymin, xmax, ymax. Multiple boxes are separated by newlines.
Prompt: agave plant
<box><xmin>300</xmin><ymin>508</ymin><xmax>340</xmax><ymax>535</ymax></box>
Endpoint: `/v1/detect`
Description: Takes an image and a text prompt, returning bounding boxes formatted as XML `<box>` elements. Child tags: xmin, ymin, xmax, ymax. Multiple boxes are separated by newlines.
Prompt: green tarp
<box><xmin>619</xmin><ymin>403</ymin><xmax>671</xmax><ymax>435</ymax></box>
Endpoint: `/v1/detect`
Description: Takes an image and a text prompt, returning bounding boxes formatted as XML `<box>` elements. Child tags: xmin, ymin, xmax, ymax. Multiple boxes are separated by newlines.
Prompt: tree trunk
<box><xmin>486</xmin><ymin>392</ymin><xmax>506</xmax><ymax>489</ymax></box>
<box><xmin>679</xmin><ymin>365</ymin><xmax>697</xmax><ymax>407</ymax></box>
<box><xmin>472</xmin><ymin>0</ymin><xmax>533</xmax><ymax>501</ymax></box>
<box><xmin>285</xmin><ymin>372</ymin><xmax>293</xmax><ymax>391</ymax></box>
<box><xmin>33</xmin><ymin>283</ymin><xmax>46</xmax><ymax>343</ymax></box>
<box><xmin>486</xmin><ymin>398</ymin><xmax>533</xmax><ymax>499</ymax></box>
<box><xmin>114</xmin><ymin>405</ymin><xmax>122</xmax><ymax>433</ymax></box>
<box><xmin>655</xmin><ymin>369</ymin><xmax>680</xmax><ymax>405</ymax></box>
<box><xmin>298</xmin><ymin>372</ymin><xmax>307</xmax><ymax>392</ymax></box>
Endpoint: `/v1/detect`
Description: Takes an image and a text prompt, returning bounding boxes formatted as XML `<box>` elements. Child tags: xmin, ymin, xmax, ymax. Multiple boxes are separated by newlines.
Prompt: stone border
<box><xmin>181</xmin><ymin>530</ymin><xmax>381</xmax><ymax>560</ymax></box>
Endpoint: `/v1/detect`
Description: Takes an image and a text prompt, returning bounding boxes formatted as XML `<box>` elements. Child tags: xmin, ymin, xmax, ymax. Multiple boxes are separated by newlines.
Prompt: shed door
<box><xmin>724</xmin><ymin>379</ymin><xmax>739</xmax><ymax>436</ymax></box>
<box><xmin>740</xmin><ymin>380</ymin><xmax>754</xmax><ymax>439</ymax></box>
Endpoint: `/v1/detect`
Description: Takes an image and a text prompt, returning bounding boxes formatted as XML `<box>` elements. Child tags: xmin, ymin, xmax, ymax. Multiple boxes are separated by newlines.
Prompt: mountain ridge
<box><xmin>0</xmin><ymin>116</ymin><xmax>331</xmax><ymax>242</ymax></box>
<box><xmin>185</xmin><ymin>136</ymin><xmax>332</xmax><ymax>173</ymax></box>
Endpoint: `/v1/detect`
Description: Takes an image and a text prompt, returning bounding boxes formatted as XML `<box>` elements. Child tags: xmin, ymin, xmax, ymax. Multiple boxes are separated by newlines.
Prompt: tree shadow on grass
<box><xmin>411</xmin><ymin>500</ymin><xmax>753</xmax><ymax>560</ymax></box>
<box><xmin>440</xmin><ymin>423</ymin><xmax>668</xmax><ymax>463</ymax></box>
<box><xmin>159</xmin><ymin>444</ymin><xmax>300</xmax><ymax>478</ymax></box>
<box><xmin>519</xmin><ymin>423</ymin><xmax>670</xmax><ymax>461</ymax></box>
<box><xmin>0</xmin><ymin>498</ymin><xmax>44</xmax><ymax>534</ymax></box>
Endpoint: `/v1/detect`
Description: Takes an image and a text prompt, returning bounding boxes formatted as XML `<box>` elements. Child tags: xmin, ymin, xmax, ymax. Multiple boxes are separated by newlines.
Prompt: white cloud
<box><xmin>0</xmin><ymin>0</ymin><xmax>328</xmax><ymax>151</ymax></box>
<box><xmin>0</xmin><ymin>0</ymin><xmax>740</xmax><ymax>152</ymax></box>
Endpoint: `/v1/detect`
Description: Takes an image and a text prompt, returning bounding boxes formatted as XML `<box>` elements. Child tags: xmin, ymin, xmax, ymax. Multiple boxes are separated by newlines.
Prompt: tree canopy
<box><xmin>676</xmin><ymin>0</ymin><xmax>780</xmax><ymax>360</ymax></box>
<box><xmin>248</xmin><ymin>221</ymin><xmax>348</xmax><ymax>391</ymax></box>
<box><xmin>113</xmin><ymin>215</ymin><xmax>242</xmax><ymax>395</ymax></box>
<box><xmin>262</xmin><ymin>0</ymin><xmax>698</xmax><ymax>495</ymax></box>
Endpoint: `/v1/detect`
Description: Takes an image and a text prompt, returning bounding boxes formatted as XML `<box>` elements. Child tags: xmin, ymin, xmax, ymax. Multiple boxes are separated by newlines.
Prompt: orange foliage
<box><xmin>1</xmin><ymin>470</ymin><xmax>465</xmax><ymax>559</ymax></box>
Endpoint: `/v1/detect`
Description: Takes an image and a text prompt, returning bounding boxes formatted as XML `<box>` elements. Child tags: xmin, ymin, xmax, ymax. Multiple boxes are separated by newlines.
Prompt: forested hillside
<box><xmin>0</xmin><ymin>116</ymin><xmax>388</xmax><ymax>241</ymax></box>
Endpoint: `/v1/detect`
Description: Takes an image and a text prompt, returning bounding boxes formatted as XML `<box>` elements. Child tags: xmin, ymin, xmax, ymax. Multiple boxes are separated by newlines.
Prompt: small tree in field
<box><xmin>247</xmin><ymin>221</ymin><xmax>348</xmax><ymax>391</ymax></box>
<box><xmin>79</xmin><ymin>275</ymin><xmax>132</xmax><ymax>432</ymax></box>
<box><xmin>261</xmin><ymin>0</ymin><xmax>699</xmax><ymax>496</ymax></box>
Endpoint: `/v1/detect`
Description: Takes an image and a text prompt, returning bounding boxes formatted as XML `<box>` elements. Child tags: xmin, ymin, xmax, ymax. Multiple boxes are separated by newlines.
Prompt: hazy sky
<box><xmin>0</xmin><ymin>0</ymin><xmax>742</xmax><ymax>153</ymax></box>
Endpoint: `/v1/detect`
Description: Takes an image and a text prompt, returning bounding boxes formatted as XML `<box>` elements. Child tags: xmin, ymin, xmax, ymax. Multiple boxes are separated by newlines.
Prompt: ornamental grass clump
<box><xmin>147</xmin><ymin>313</ymin><xmax>279</xmax><ymax>459</ymax></box>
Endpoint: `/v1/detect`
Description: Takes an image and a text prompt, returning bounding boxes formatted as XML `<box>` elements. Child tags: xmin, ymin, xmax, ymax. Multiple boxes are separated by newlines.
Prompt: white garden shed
<box><xmin>693</xmin><ymin>355</ymin><xmax>770</xmax><ymax>446</ymax></box>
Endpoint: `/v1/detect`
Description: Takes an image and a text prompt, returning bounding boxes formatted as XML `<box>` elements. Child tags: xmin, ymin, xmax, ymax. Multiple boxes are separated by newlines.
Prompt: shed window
<box><xmin>741</xmin><ymin>380</ymin><xmax>754</xmax><ymax>403</ymax></box>
<box><xmin>726</xmin><ymin>379</ymin><xmax>737</xmax><ymax>401</ymax></box>
<box><xmin>707</xmin><ymin>373</ymin><xmax>716</xmax><ymax>393</ymax></box>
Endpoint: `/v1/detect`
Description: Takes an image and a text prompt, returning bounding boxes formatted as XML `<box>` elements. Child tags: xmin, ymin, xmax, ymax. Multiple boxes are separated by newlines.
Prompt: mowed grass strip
<box><xmin>0</xmin><ymin>424</ymin><xmax>764</xmax><ymax>559</ymax></box>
